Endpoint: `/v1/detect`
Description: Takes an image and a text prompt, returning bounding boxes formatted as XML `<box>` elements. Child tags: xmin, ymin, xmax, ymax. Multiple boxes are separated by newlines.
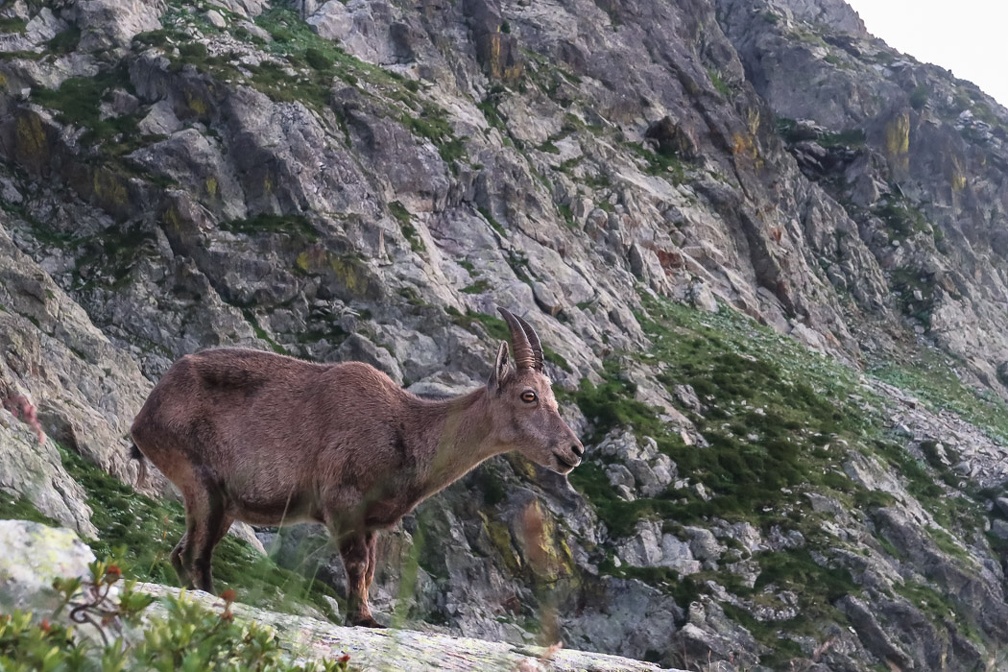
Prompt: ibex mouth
<box><xmin>554</xmin><ymin>452</ymin><xmax>579</xmax><ymax>472</ymax></box>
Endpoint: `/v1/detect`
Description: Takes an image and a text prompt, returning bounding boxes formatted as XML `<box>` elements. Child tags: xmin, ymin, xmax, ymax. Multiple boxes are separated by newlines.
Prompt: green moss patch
<box><xmin>775</xmin><ymin>118</ymin><xmax>865</xmax><ymax>149</ymax></box>
<box><xmin>388</xmin><ymin>202</ymin><xmax>425</xmax><ymax>254</ymax></box>
<box><xmin>625</xmin><ymin>141</ymin><xmax>686</xmax><ymax>181</ymax></box>
<box><xmin>221</xmin><ymin>213</ymin><xmax>319</xmax><ymax>241</ymax></box>
<box><xmin>0</xmin><ymin>492</ymin><xmax>61</xmax><ymax>526</ymax></box>
<box><xmin>31</xmin><ymin>66</ymin><xmax>141</xmax><ymax>154</ymax></box>
<box><xmin>0</xmin><ymin>16</ymin><xmax>27</xmax><ymax>34</ymax></box>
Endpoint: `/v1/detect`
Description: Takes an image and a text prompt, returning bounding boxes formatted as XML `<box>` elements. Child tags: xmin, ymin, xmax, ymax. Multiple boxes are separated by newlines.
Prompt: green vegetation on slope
<box><xmin>566</xmin><ymin>294</ymin><xmax>995</xmax><ymax>663</ymax></box>
<box><xmin>871</xmin><ymin>350</ymin><xmax>1008</xmax><ymax>443</ymax></box>
<box><xmin>775</xmin><ymin>117</ymin><xmax>866</xmax><ymax>149</ymax></box>
<box><xmin>30</xmin><ymin>65</ymin><xmax>141</xmax><ymax>154</ymax></box>
<box><xmin>569</xmin><ymin>295</ymin><xmax>865</xmax><ymax>531</ymax></box>
<box><xmin>132</xmin><ymin>2</ymin><xmax>466</xmax><ymax>168</ymax></box>
<box><xmin>564</xmin><ymin>296</ymin><xmax>870</xmax><ymax>654</ymax></box>
<box><xmin>221</xmin><ymin>213</ymin><xmax>319</xmax><ymax>241</ymax></box>
<box><xmin>249</xmin><ymin>6</ymin><xmax>466</xmax><ymax>167</ymax></box>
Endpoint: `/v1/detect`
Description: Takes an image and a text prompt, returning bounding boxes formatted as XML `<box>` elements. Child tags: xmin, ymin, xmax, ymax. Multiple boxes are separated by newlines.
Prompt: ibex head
<box><xmin>487</xmin><ymin>308</ymin><xmax>584</xmax><ymax>474</ymax></box>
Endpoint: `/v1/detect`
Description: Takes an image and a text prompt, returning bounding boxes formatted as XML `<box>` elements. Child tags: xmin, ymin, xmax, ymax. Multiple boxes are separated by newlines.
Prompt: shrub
<box><xmin>0</xmin><ymin>558</ymin><xmax>352</xmax><ymax>671</ymax></box>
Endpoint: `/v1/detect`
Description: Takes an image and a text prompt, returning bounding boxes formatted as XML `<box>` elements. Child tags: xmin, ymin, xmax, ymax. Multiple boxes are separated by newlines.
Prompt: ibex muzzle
<box><xmin>129</xmin><ymin>308</ymin><xmax>583</xmax><ymax>627</ymax></box>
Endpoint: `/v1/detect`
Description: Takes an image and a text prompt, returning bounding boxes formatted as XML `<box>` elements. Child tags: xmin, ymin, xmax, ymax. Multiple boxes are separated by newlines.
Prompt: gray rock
<box><xmin>684</xmin><ymin>527</ymin><xmax>724</xmax><ymax>565</ymax></box>
<box><xmin>804</xmin><ymin>491</ymin><xmax>844</xmax><ymax>516</ymax></box>
<box><xmin>605</xmin><ymin>463</ymin><xmax>636</xmax><ymax>493</ymax></box>
<box><xmin>532</xmin><ymin>281</ymin><xmax>562</xmax><ymax>316</ymax></box>
<box><xmin>208</xmin><ymin>0</ymin><xmax>270</xmax><ymax>19</ymax></box>
<box><xmin>837</xmin><ymin>595</ymin><xmax>913</xmax><ymax>670</ymax></box>
<box><xmin>717</xmin><ymin>521</ymin><xmax>765</xmax><ymax>554</ymax></box>
<box><xmin>24</xmin><ymin>8</ymin><xmax>65</xmax><ymax>46</ymax></box>
<box><xmin>990</xmin><ymin>519</ymin><xmax>1008</xmax><ymax>541</ymax></box>
<box><xmin>0</xmin><ymin>520</ymin><xmax>96</xmax><ymax>616</ymax></box>
<box><xmin>335</xmin><ymin>332</ymin><xmax>404</xmax><ymax>384</ymax></box>
<box><xmin>100</xmin><ymin>88</ymin><xmax>140</xmax><ymax>118</ymax></box>
<box><xmin>564</xmin><ymin>578</ymin><xmax>685</xmax><ymax>665</ymax></box>
<box><xmin>128</xmin><ymin>129</ymin><xmax>247</xmax><ymax>221</ymax></box>
<box><xmin>373</xmin><ymin>322</ymin><xmax>444</xmax><ymax>383</ymax></box>
<box><xmin>687</xmin><ymin>280</ymin><xmax>719</xmax><ymax>312</ymax></box>
<box><xmin>138</xmin><ymin>580</ymin><xmax>679</xmax><ymax>671</ymax></box>
<box><xmin>0</xmin><ymin>225</ymin><xmax>152</xmax><ymax>495</ymax></box>
<box><xmin>617</xmin><ymin>520</ymin><xmax>700</xmax><ymax>575</ymax></box>
<box><xmin>672</xmin><ymin>384</ymin><xmax>703</xmax><ymax>413</ymax></box>
<box><xmin>0</xmin><ymin>409</ymin><xmax>96</xmax><ymax>538</ymax></box>
<box><xmin>204</xmin><ymin>9</ymin><xmax>228</xmax><ymax>29</ymax></box>
<box><xmin>308</xmin><ymin>0</ymin><xmax>417</xmax><ymax>67</ymax></box>
<box><xmin>671</xmin><ymin>598</ymin><xmax>762</xmax><ymax>668</ymax></box>
<box><xmin>69</xmin><ymin>0</ymin><xmax>162</xmax><ymax>50</ymax></box>
<box><xmin>596</xmin><ymin>430</ymin><xmax>675</xmax><ymax>498</ymax></box>
<box><xmin>769</xmin><ymin>0</ymin><xmax>868</xmax><ymax>37</ymax></box>
<box><xmin>993</xmin><ymin>497</ymin><xmax>1008</xmax><ymax>519</ymax></box>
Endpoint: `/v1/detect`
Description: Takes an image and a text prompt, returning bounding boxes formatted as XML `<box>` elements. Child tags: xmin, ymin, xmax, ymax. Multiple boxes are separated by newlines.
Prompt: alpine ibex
<box><xmin>129</xmin><ymin>308</ymin><xmax>584</xmax><ymax>627</ymax></box>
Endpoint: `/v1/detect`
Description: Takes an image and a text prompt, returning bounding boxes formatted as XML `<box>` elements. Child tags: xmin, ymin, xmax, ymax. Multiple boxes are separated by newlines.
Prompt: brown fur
<box><xmin>129</xmin><ymin>312</ymin><xmax>583</xmax><ymax>627</ymax></box>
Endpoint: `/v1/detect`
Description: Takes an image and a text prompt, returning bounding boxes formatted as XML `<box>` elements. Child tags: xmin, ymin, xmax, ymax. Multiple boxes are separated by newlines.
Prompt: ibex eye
<box><xmin>521</xmin><ymin>391</ymin><xmax>537</xmax><ymax>403</ymax></box>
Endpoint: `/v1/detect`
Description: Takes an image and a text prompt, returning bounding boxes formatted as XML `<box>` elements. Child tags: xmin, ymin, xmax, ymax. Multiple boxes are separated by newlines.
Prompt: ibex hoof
<box><xmin>349</xmin><ymin>615</ymin><xmax>385</xmax><ymax>629</ymax></box>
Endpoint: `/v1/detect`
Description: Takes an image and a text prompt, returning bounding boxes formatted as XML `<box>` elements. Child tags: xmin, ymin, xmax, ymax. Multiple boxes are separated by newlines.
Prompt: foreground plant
<box><xmin>1</xmin><ymin>559</ymin><xmax>352</xmax><ymax>671</ymax></box>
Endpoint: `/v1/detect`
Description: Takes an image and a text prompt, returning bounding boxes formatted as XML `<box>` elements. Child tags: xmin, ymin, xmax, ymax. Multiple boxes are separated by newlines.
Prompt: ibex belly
<box><xmin>326</xmin><ymin>489</ymin><xmax>420</xmax><ymax>533</ymax></box>
<box><xmin>361</xmin><ymin>499</ymin><xmax>416</xmax><ymax>530</ymax></box>
<box><xmin>223</xmin><ymin>484</ymin><xmax>320</xmax><ymax>526</ymax></box>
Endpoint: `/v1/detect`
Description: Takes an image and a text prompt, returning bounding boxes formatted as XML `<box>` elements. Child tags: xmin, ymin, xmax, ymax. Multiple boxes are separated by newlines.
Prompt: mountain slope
<box><xmin>2</xmin><ymin>0</ymin><xmax>1008</xmax><ymax>669</ymax></box>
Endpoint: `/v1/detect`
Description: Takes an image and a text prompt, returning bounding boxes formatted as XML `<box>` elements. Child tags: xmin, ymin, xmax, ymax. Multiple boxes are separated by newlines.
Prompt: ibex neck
<box><xmin>409</xmin><ymin>387</ymin><xmax>501</xmax><ymax>499</ymax></box>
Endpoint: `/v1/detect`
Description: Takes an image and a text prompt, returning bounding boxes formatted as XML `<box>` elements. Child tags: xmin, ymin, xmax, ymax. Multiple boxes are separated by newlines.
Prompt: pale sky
<box><xmin>843</xmin><ymin>0</ymin><xmax>1008</xmax><ymax>108</ymax></box>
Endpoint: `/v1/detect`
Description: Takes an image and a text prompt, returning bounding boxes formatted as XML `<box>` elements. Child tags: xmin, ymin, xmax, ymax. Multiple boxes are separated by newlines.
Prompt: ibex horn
<box><xmin>498</xmin><ymin>308</ymin><xmax>543</xmax><ymax>372</ymax></box>
<box><xmin>513</xmin><ymin>313</ymin><xmax>544</xmax><ymax>372</ymax></box>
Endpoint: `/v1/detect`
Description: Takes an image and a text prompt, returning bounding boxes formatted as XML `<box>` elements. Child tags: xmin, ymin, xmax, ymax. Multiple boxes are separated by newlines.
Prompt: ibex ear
<box><xmin>487</xmin><ymin>341</ymin><xmax>511</xmax><ymax>392</ymax></box>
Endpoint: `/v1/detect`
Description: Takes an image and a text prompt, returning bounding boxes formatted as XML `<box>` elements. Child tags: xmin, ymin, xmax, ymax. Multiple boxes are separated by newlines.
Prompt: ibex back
<box><xmin>129</xmin><ymin>308</ymin><xmax>584</xmax><ymax>627</ymax></box>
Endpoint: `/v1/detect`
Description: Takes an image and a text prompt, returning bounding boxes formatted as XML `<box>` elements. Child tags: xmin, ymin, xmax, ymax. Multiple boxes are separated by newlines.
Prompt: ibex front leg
<box><xmin>364</xmin><ymin>532</ymin><xmax>378</xmax><ymax>594</ymax></box>
<box><xmin>340</xmin><ymin>533</ymin><xmax>383</xmax><ymax>627</ymax></box>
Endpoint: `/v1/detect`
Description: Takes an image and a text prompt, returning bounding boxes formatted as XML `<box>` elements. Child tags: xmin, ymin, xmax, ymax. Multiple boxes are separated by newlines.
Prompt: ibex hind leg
<box><xmin>339</xmin><ymin>533</ymin><xmax>384</xmax><ymax>628</ymax></box>
<box><xmin>169</xmin><ymin>475</ymin><xmax>204</xmax><ymax>590</ymax></box>
<box><xmin>175</xmin><ymin>470</ymin><xmax>231</xmax><ymax>594</ymax></box>
<box><xmin>193</xmin><ymin>503</ymin><xmax>233</xmax><ymax>595</ymax></box>
<box><xmin>170</xmin><ymin>530</ymin><xmax>193</xmax><ymax>588</ymax></box>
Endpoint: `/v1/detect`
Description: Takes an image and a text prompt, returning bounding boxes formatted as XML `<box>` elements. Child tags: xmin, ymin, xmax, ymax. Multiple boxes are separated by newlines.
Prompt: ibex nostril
<box><xmin>572</xmin><ymin>442</ymin><xmax>585</xmax><ymax>457</ymax></box>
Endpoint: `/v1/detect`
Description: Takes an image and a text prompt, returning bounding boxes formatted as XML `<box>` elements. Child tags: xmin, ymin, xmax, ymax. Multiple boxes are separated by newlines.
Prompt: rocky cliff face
<box><xmin>718</xmin><ymin>0</ymin><xmax>1008</xmax><ymax>388</ymax></box>
<box><xmin>2</xmin><ymin>0</ymin><xmax>1008</xmax><ymax>669</ymax></box>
